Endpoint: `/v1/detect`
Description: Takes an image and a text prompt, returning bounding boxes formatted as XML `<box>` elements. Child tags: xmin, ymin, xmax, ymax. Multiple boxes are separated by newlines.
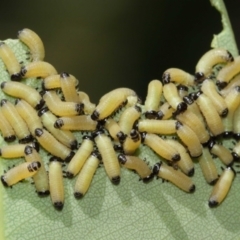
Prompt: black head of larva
<box><xmin>220</xmin><ymin>108</ymin><xmax>228</xmax><ymax>117</ymax></box>
<box><xmin>140</xmin><ymin>132</ymin><xmax>147</xmax><ymax>143</ymax></box>
<box><xmin>187</xmin><ymin>168</ymin><xmax>195</xmax><ymax>177</ymax></box>
<box><xmin>113</xmin><ymin>143</ymin><xmax>123</xmax><ymax>152</ymax></box>
<box><xmin>24</xmin><ymin>145</ymin><xmax>33</xmax><ymax>155</ymax></box>
<box><xmin>189</xmin><ymin>184</ymin><xmax>195</xmax><ymax>193</ymax></box>
<box><xmin>209</xmin><ymin>178</ymin><xmax>218</xmax><ymax>186</ymax></box>
<box><xmin>66</xmin><ymin>171</ymin><xmax>74</xmax><ymax>179</ymax></box>
<box><xmin>118</xmin><ymin>153</ymin><xmax>127</xmax><ymax>165</ymax></box>
<box><xmin>35</xmin><ymin>99</ymin><xmax>45</xmax><ymax>110</ymax></box>
<box><xmin>222</xmin><ymin>131</ymin><xmax>233</xmax><ymax>139</ymax></box>
<box><xmin>130</xmin><ymin>129</ymin><xmax>140</xmax><ymax>142</ymax></box>
<box><xmin>35</xmin><ymin>128</ymin><xmax>44</xmax><ymax>137</ymax></box>
<box><xmin>134</xmin><ymin>105</ymin><xmax>142</xmax><ymax>113</ymax></box>
<box><xmin>1</xmin><ymin>175</ymin><xmax>8</xmax><ymax>187</ymax></box>
<box><xmin>0</xmin><ymin>81</ymin><xmax>6</xmax><ymax>89</ymax></box>
<box><xmin>28</xmin><ymin>161</ymin><xmax>41</xmax><ymax>172</ymax></box>
<box><xmin>60</xmin><ymin>72</ymin><xmax>70</xmax><ymax>78</ymax></box>
<box><xmin>92</xmin><ymin>129</ymin><xmax>104</xmax><ymax>139</ymax></box>
<box><xmin>38</xmin><ymin>107</ymin><xmax>49</xmax><ymax>117</ymax></box>
<box><xmin>233</xmin><ymin>133</ymin><xmax>240</xmax><ymax>141</ymax></box>
<box><xmin>142</xmin><ymin>173</ymin><xmax>154</xmax><ymax>183</ymax></box>
<box><xmin>37</xmin><ymin>190</ymin><xmax>50</xmax><ymax>197</ymax></box>
<box><xmin>171</xmin><ymin>154</ymin><xmax>180</xmax><ymax>161</ymax></box>
<box><xmin>91</xmin><ymin>150</ymin><xmax>102</xmax><ymax>160</ymax></box>
<box><xmin>111</xmin><ymin>176</ymin><xmax>121</xmax><ymax>185</ymax></box>
<box><xmin>152</xmin><ymin>162</ymin><xmax>162</xmax><ymax>175</ymax></box>
<box><xmin>162</xmin><ymin>72</ymin><xmax>170</xmax><ymax>84</ymax></box>
<box><xmin>117</xmin><ymin>131</ymin><xmax>126</xmax><ymax>143</ymax></box>
<box><xmin>232</xmin><ymin>152</ymin><xmax>240</xmax><ymax>161</ymax></box>
<box><xmin>216</xmin><ymin>80</ymin><xmax>228</xmax><ymax>90</ymax></box>
<box><xmin>208</xmin><ymin>200</ymin><xmax>218</xmax><ymax>208</ymax></box>
<box><xmin>0</xmin><ymin>99</ymin><xmax>8</xmax><ymax>106</ymax></box>
<box><xmin>54</xmin><ymin>119</ymin><xmax>64</xmax><ymax>129</ymax></box>
<box><xmin>31</xmin><ymin>141</ymin><xmax>40</xmax><ymax>152</ymax></box>
<box><xmin>74</xmin><ymin>192</ymin><xmax>84</xmax><ymax>199</ymax></box>
<box><xmin>4</xmin><ymin>135</ymin><xmax>16</xmax><ymax>142</ymax></box>
<box><xmin>176</xmin><ymin>102</ymin><xmax>187</xmax><ymax>113</ymax></box>
<box><xmin>226</xmin><ymin>50</ymin><xmax>234</xmax><ymax>62</ymax></box>
<box><xmin>183</xmin><ymin>96</ymin><xmax>193</xmax><ymax>105</ymax></box>
<box><xmin>145</xmin><ymin>110</ymin><xmax>158</xmax><ymax>119</ymax></box>
<box><xmin>76</xmin><ymin>103</ymin><xmax>84</xmax><ymax>115</ymax></box>
<box><xmin>175</xmin><ymin>121</ymin><xmax>183</xmax><ymax>130</ymax></box>
<box><xmin>11</xmin><ymin>72</ymin><xmax>22</xmax><ymax>81</ymax></box>
<box><xmin>65</xmin><ymin>151</ymin><xmax>75</xmax><ymax>163</ymax></box>
<box><xmin>54</xmin><ymin>201</ymin><xmax>64</xmax><ymax>211</ymax></box>
<box><xmin>49</xmin><ymin>156</ymin><xmax>62</xmax><ymax>162</ymax></box>
<box><xmin>208</xmin><ymin>138</ymin><xmax>216</xmax><ymax>150</ymax></box>
<box><xmin>19</xmin><ymin>134</ymin><xmax>33</xmax><ymax>144</ymax></box>
<box><xmin>70</xmin><ymin>140</ymin><xmax>78</xmax><ymax>150</ymax></box>
<box><xmin>177</xmin><ymin>84</ymin><xmax>188</xmax><ymax>92</ymax></box>
<box><xmin>91</xmin><ymin>110</ymin><xmax>99</xmax><ymax>121</ymax></box>
<box><xmin>194</xmin><ymin>72</ymin><xmax>205</xmax><ymax>82</ymax></box>
<box><xmin>156</xmin><ymin>110</ymin><xmax>164</xmax><ymax>120</ymax></box>
<box><xmin>193</xmin><ymin>91</ymin><xmax>202</xmax><ymax>100</ymax></box>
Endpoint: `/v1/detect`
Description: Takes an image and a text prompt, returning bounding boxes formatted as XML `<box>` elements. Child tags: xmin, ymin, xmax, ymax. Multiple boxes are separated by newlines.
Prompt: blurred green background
<box><xmin>0</xmin><ymin>0</ymin><xmax>239</xmax><ymax>102</ymax></box>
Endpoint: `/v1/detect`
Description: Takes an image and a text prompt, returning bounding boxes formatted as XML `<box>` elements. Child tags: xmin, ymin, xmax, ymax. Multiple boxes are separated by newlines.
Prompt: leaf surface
<box><xmin>1</xmin><ymin>1</ymin><xmax>240</xmax><ymax>239</ymax></box>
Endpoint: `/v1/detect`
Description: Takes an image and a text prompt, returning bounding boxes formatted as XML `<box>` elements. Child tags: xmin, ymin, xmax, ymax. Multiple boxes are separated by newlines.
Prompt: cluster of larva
<box><xmin>0</xmin><ymin>28</ymin><xmax>240</xmax><ymax>211</ymax></box>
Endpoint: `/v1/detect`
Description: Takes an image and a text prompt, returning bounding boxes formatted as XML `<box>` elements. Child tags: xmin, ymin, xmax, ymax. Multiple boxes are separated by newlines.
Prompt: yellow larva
<box><xmin>43</xmin><ymin>74</ymin><xmax>79</xmax><ymax>90</ymax></box>
<box><xmin>141</xmin><ymin>132</ymin><xmax>180</xmax><ymax>161</ymax></box>
<box><xmin>195</xmin><ymin>48</ymin><xmax>234</xmax><ymax>81</ymax></box>
<box><xmin>74</xmin><ymin>151</ymin><xmax>101</xmax><ymax>199</ymax></box>
<box><xmin>152</xmin><ymin>162</ymin><xmax>195</xmax><ymax>193</ymax></box>
<box><xmin>20</xmin><ymin>61</ymin><xmax>57</xmax><ymax>79</ymax></box>
<box><xmin>118</xmin><ymin>105</ymin><xmax>141</xmax><ymax>134</ymax></box>
<box><xmin>60</xmin><ymin>72</ymin><xmax>79</xmax><ymax>102</ymax></box>
<box><xmin>175</xmin><ymin>121</ymin><xmax>202</xmax><ymax>158</ymax></box>
<box><xmin>0</xmin><ymin>99</ymin><xmax>32</xmax><ymax>143</ymax></box>
<box><xmin>233</xmin><ymin>103</ymin><xmax>240</xmax><ymax>140</ymax></box>
<box><xmin>15</xmin><ymin>99</ymin><xmax>43</xmax><ymax>136</ymax></box>
<box><xmin>54</xmin><ymin>115</ymin><xmax>97</xmax><ymax>131</ymax></box>
<box><xmin>122</xmin><ymin>129</ymin><xmax>141</xmax><ymax>155</ymax></box>
<box><xmin>34</xmin><ymin>128</ymin><xmax>74</xmax><ymax>162</ymax></box>
<box><xmin>66</xmin><ymin>136</ymin><xmax>94</xmax><ymax>178</ymax></box>
<box><xmin>24</xmin><ymin>145</ymin><xmax>49</xmax><ymax>196</ymax></box>
<box><xmin>183</xmin><ymin>94</ymin><xmax>205</xmax><ymax>124</ymax></box>
<box><xmin>165</xmin><ymin>139</ymin><xmax>194</xmax><ymax>176</ymax></box>
<box><xmin>42</xmin><ymin>90</ymin><xmax>84</xmax><ymax>117</ymax></box>
<box><xmin>162</xmin><ymin>68</ymin><xmax>195</xmax><ymax>86</ymax></box>
<box><xmin>17</xmin><ymin>28</ymin><xmax>45</xmax><ymax>61</ymax></box>
<box><xmin>0</xmin><ymin>42</ymin><xmax>21</xmax><ymax>80</ymax></box>
<box><xmin>157</xmin><ymin>102</ymin><xmax>174</xmax><ymax>120</ymax></box>
<box><xmin>163</xmin><ymin>82</ymin><xmax>188</xmax><ymax>115</ymax></box>
<box><xmin>0</xmin><ymin>142</ymin><xmax>38</xmax><ymax>159</ymax></box>
<box><xmin>1</xmin><ymin>81</ymin><xmax>44</xmax><ymax>110</ymax></box>
<box><xmin>0</xmin><ymin>109</ymin><xmax>16</xmax><ymax>142</ymax></box>
<box><xmin>118</xmin><ymin>153</ymin><xmax>153</xmax><ymax>182</ymax></box>
<box><xmin>216</xmin><ymin>56</ymin><xmax>240</xmax><ymax>89</ymax></box>
<box><xmin>144</xmin><ymin>79</ymin><xmax>163</xmax><ymax>118</ymax></box>
<box><xmin>77</xmin><ymin>91</ymin><xmax>96</xmax><ymax>114</ymax></box>
<box><xmin>93</xmin><ymin>130</ymin><xmax>121</xmax><ymax>184</ymax></box>
<box><xmin>176</xmin><ymin>110</ymin><xmax>210</xmax><ymax>145</ymax></box>
<box><xmin>198</xmin><ymin>147</ymin><xmax>219</xmax><ymax>185</ymax></box>
<box><xmin>222</xmin><ymin>86</ymin><xmax>240</xmax><ymax>137</ymax></box>
<box><xmin>195</xmin><ymin>91</ymin><xmax>224</xmax><ymax>136</ymax></box>
<box><xmin>201</xmin><ymin>79</ymin><xmax>228</xmax><ymax>117</ymax></box>
<box><xmin>208</xmin><ymin>167</ymin><xmax>235</xmax><ymax>207</ymax></box>
<box><xmin>220</xmin><ymin>74</ymin><xmax>240</xmax><ymax>97</ymax></box>
<box><xmin>38</xmin><ymin>107</ymin><xmax>77</xmax><ymax>149</ymax></box>
<box><xmin>1</xmin><ymin>161</ymin><xmax>41</xmax><ymax>187</ymax></box>
<box><xmin>137</xmin><ymin>119</ymin><xmax>176</xmax><ymax>135</ymax></box>
<box><xmin>208</xmin><ymin>140</ymin><xmax>234</xmax><ymax>166</ymax></box>
<box><xmin>91</xmin><ymin>88</ymin><xmax>137</xmax><ymax>121</ymax></box>
<box><xmin>103</xmin><ymin>118</ymin><xmax>126</xmax><ymax>142</ymax></box>
<box><xmin>48</xmin><ymin>157</ymin><xmax>64</xmax><ymax>210</ymax></box>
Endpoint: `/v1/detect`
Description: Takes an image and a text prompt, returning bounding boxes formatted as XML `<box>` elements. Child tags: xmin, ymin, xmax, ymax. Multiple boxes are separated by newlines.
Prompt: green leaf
<box><xmin>1</xmin><ymin>1</ymin><xmax>240</xmax><ymax>239</ymax></box>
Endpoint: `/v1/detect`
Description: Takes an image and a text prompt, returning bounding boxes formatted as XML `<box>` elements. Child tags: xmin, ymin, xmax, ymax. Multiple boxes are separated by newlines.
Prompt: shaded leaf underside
<box><xmin>1</xmin><ymin>0</ymin><xmax>240</xmax><ymax>239</ymax></box>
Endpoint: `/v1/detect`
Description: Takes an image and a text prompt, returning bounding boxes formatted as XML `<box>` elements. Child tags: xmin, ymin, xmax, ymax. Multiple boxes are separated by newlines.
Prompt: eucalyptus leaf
<box><xmin>1</xmin><ymin>1</ymin><xmax>240</xmax><ymax>239</ymax></box>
